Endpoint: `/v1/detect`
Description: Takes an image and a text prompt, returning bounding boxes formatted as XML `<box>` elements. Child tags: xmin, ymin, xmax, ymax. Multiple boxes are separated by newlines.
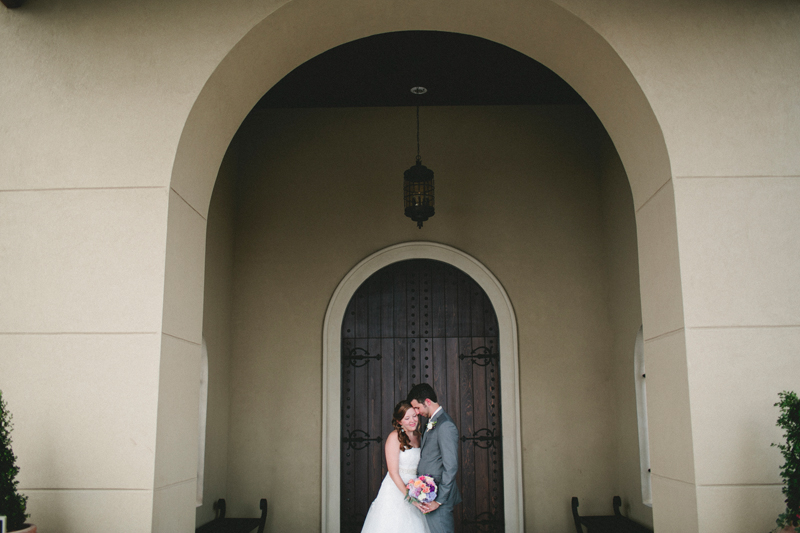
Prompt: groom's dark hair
<box><xmin>407</xmin><ymin>383</ymin><xmax>438</xmax><ymax>404</ymax></box>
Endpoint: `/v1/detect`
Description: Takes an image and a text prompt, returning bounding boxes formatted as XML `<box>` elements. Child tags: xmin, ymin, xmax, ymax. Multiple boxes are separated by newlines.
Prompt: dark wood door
<box><xmin>341</xmin><ymin>259</ymin><xmax>504</xmax><ymax>533</ymax></box>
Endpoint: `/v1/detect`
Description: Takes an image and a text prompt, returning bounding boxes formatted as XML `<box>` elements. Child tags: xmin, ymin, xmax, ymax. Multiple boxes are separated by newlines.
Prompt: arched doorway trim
<box><xmin>322</xmin><ymin>242</ymin><xmax>523</xmax><ymax>533</ymax></box>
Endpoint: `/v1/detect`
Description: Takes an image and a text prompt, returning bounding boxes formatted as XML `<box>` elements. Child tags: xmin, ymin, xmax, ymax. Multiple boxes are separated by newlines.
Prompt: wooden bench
<box><xmin>572</xmin><ymin>496</ymin><xmax>652</xmax><ymax>533</ymax></box>
<box><xmin>196</xmin><ymin>498</ymin><xmax>268</xmax><ymax>533</ymax></box>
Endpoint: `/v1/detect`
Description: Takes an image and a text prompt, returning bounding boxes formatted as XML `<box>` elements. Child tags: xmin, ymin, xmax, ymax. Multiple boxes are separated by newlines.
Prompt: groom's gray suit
<box><xmin>417</xmin><ymin>409</ymin><xmax>461</xmax><ymax>533</ymax></box>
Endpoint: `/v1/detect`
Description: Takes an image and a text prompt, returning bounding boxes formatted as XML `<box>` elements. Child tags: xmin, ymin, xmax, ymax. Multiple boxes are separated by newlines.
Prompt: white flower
<box><xmin>426</xmin><ymin>420</ymin><xmax>437</xmax><ymax>431</ymax></box>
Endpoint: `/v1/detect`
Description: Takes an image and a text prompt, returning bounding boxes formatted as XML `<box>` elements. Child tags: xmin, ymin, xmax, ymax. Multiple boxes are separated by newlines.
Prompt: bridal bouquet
<box><xmin>405</xmin><ymin>475</ymin><xmax>437</xmax><ymax>505</ymax></box>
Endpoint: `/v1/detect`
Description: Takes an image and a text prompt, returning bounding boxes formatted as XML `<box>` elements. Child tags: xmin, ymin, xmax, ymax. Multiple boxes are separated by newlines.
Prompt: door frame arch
<box><xmin>322</xmin><ymin>242</ymin><xmax>523</xmax><ymax>533</ymax></box>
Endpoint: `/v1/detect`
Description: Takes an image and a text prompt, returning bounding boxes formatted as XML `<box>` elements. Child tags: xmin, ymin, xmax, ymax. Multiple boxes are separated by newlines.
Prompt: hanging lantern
<box><xmin>404</xmin><ymin>106</ymin><xmax>435</xmax><ymax>229</ymax></box>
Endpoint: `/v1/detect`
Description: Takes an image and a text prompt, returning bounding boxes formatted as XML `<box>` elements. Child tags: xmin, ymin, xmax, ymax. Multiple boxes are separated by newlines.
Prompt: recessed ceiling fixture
<box><xmin>410</xmin><ymin>86</ymin><xmax>428</xmax><ymax>95</ymax></box>
<box><xmin>403</xmin><ymin>105</ymin><xmax>435</xmax><ymax>229</ymax></box>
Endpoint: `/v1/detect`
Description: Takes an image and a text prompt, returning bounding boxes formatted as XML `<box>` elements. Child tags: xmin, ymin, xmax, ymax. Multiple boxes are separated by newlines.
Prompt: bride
<box><xmin>361</xmin><ymin>401</ymin><xmax>431</xmax><ymax>533</ymax></box>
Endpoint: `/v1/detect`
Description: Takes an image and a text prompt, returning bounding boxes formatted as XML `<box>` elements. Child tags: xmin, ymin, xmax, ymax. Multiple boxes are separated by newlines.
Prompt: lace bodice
<box><xmin>397</xmin><ymin>447</ymin><xmax>421</xmax><ymax>483</ymax></box>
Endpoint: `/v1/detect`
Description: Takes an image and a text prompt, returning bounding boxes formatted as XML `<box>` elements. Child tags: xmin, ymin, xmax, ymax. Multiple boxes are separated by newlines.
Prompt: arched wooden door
<box><xmin>340</xmin><ymin>259</ymin><xmax>504</xmax><ymax>533</ymax></box>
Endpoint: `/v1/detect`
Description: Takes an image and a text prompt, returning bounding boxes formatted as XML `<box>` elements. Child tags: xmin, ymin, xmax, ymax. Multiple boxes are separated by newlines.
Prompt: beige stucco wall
<box><xmin>1</xmin><ymin>0</ymin><xmax>798</xmax><ymax>531</ymax></box>
<box><xmin>202</xmin><ymin>104</ymin><xmax>643</xmax><ymax>532</ymax></box>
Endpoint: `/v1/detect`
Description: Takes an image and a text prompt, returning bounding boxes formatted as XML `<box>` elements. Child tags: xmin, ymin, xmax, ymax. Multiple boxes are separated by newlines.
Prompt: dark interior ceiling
<box><xmin>256</xmin><ymin>31</ymin><xmax>585</xmax><ymax>109</ymax></box>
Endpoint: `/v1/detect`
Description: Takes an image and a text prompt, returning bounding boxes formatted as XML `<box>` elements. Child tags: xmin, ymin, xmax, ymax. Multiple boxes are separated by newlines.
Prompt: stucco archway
<box><xmin>164</xmin><ymin>1</ymin><xmax>682</xmax><ymax>531</ymax></box>
<box><xmin>169</xmin><ymin>0</ymin><xmax>672</xmax><ymax>216</ymax></box>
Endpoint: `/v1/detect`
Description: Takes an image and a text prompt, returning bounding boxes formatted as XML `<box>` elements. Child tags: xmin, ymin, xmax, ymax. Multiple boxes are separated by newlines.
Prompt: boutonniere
<box><xmin>426</xmin><ymin>420</ymin><xmax>438</xmax><ymax>431</ymax></box>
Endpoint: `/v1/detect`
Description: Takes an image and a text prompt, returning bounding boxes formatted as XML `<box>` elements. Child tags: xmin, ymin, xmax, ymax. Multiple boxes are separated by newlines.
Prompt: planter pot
<box><xmin>780</xmin><ymin>526</ymin><xmax>796</xmax><ymax>533</ymax></box>
<box><xmin>10</xmin><ymin>525</ymin><xmax>36</xmax><ymax>533</ymax></box>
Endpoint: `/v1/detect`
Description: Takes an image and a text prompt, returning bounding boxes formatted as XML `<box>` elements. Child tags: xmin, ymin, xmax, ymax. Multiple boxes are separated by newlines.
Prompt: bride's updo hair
<box><xmin>392</xmin><ymin>400</ymin><xmax>420</xmax><ymax>451</ymax></box>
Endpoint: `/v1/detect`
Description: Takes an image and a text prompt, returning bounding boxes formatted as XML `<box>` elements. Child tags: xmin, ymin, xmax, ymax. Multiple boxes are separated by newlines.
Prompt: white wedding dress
<box><xmin>360</xmin><ymin>447</ymin><xmax>431</xmax><ymax>533</ymax></box>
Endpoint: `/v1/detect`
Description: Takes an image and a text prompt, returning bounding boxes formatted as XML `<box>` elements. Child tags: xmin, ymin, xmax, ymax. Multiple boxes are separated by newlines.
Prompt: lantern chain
<box><xmin>416</xmin><ymin>106</ymin><xmax>421</xmax><ymax>164</ymax></box>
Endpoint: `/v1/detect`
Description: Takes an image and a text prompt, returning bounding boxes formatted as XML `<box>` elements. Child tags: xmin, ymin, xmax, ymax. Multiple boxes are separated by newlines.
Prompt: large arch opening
<box><xmin>199</xmin><ymin>99</ymin><xmax>646</xmax><ymax>531</ymax></box>
<box><xmin>167</xmin><ymin>2</ymin><xmax>682</xmax><ymax>532</ymax></box>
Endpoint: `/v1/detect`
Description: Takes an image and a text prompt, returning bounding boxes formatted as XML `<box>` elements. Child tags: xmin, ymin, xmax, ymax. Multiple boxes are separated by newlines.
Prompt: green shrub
<box><xmin>773</xmin><ymin>391</ymin><xmax>800</xmax><ymax>530</ymax></box>
<box><xmin>0</xmin><ymin>389</ymin><xmax>28</xmax><ymax>531</ymax></box>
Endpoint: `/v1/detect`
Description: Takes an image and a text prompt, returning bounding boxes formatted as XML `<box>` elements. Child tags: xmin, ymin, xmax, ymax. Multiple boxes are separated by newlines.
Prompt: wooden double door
<box><xmin>340</xmin><ymin>259</ymin><xmax>504</xmax><ymax>533</ymax></box>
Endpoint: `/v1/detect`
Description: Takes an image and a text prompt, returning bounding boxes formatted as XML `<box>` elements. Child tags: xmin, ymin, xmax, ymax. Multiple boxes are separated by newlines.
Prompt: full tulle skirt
<box><xmin>360</xmin><ymin>473</ymin><xmax>431</xmax><ymax>533</ymax></box>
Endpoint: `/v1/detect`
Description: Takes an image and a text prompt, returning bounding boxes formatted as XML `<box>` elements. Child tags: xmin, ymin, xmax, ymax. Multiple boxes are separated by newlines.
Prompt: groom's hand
<box><xmin>422</xmin><ymin>501</ymin><xmax>441</xmax><ymax>513</ymax></box>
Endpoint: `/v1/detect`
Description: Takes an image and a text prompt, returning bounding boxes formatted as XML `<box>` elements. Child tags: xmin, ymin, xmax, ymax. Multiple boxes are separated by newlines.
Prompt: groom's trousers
<box><xmin>425</xmin><ymin>503</ymin><xmax>455</xmax><ymax>533</ymax></box>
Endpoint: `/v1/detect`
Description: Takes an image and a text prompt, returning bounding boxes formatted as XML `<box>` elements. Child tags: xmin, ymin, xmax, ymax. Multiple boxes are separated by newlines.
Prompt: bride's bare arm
<box><xmin>384</xmin><ymin>431</ymin><xmax>408</xmax><ymax>495</ymax></box>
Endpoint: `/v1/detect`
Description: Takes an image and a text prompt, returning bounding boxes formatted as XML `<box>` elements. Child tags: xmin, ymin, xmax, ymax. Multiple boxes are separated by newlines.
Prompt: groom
<box><xmin>407</xmin><ymin>383</ymin><xmax>462</xmax><ymax>533</ymax></box>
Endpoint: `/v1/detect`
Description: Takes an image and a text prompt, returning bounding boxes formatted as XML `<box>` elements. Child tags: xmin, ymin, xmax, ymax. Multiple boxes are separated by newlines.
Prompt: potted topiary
<box><xmin>772</xmin><ymin>390</ymin><xmax>799</xmax><ymax>533</ymax></box>
<box><xmin>0</xmin><ymin>389</ymin><xmax>33</xmax><ymax>533</ymax></box>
